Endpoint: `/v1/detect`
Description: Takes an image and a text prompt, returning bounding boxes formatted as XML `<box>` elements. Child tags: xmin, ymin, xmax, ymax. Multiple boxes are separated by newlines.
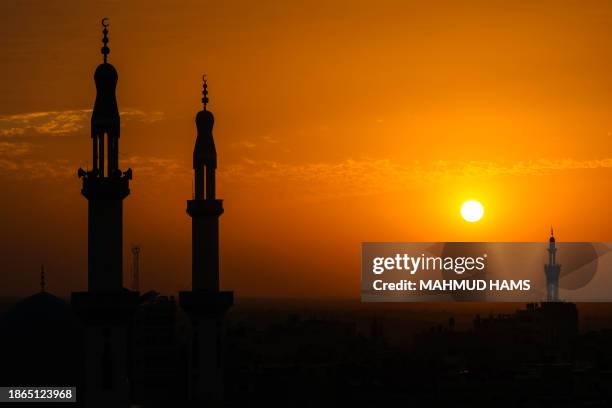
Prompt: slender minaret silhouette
<box><xmin>194</xmin><ymin>75</ymin><xmax>217</xmax><ymax>202</ymax></box>
<box><xmin>77</xmin><ymin>18</ymin><xmax>132</xmax><ymax>291</ymax></box>
<box><xmin>545</xmin><ymin>227</ymin><xmax>561</xmax><ymax>302</ymax></box>
<box><xmin>180</xmin><ymin>77</ymin><xmax>233</xmax><ymax>403</ymax></box>
<box><xmin>72</xmin><ymin>19</ymin><xmax>138</xmax><ymax>408</ymax></box>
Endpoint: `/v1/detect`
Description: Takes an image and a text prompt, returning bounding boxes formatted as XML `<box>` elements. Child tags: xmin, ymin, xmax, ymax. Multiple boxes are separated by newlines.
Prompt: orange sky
<box><xmin>0</xmin><ymin>0</ymin><xmax>610</xmax><ymax>298</ymax></box>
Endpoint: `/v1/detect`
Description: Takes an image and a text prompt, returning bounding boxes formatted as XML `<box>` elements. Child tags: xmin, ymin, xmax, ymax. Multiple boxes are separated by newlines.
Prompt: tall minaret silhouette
<box><xmin>545</xmin><ymin>227</ymin><xmax>561</xmax><ymax>302</ymax></box>
<box><xmin>77</xmin><ymin>18</ymin><xmax>132</xmax><ymax>291</ymax></box>
<box><xmin>180</xmin><ymin>77</ymin><xmax>233</xmax><ymax>403</ymax></box>
<box><xmin>72</xmin><ymin>19</ymin><xmax>138</xmax><ymax>408</ymax></box>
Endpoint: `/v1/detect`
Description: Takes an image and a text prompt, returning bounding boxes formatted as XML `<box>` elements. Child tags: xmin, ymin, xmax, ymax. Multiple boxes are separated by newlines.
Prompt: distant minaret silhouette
<box><xmin>545</xmin><ymin>227</ymin><xmax>561</xmax><ymax>302</ymax></box>
<box><xmin>180</xmin><ymin>76</ymin><xmax>233</xmax><ymax>403</ymax></box>
<box><xmin>72</xmin><ymin>19</ymin><xmax>138</xmax><ymax>408</ymax></box>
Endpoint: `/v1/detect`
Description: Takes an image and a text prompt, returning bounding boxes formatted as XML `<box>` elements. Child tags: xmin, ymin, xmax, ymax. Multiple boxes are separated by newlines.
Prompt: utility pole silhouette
<box><xmin>40</xmin><ymin>264</ymin><xmax>45</xmax><ymax>293</ymax></box>
<box><xmin>131</xmin><ymin>245</ymin><xmax>141</xmax><ymax>291</ymax></box>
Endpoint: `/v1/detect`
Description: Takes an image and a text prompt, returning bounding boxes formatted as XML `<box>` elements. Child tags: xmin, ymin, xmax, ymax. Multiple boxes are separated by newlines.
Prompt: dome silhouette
<box><xmin>0</xmin><ymin>291</ymin><xmax>83</xmax><ymax>387</ymax></box>
<box><xmin>196</xmin><ymin>109</ymin><xmax>215</xmax><ymax>132</ymax></box>
<box><xmin>94</xmin><ymin>62</ymin><xmax>118</xmax><ymax>83</ymax></box>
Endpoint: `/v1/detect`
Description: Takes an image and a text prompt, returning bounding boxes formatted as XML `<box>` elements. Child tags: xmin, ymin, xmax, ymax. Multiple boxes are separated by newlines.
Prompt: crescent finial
<box><xmin>202</xmin><ymin>74</ymin><xmax>209</xmax><ymax>110</ymax></box>
<box><xmin>101</xmin><ymin>18</ymin><xmax>110</xmax><ymax>63</ymax></box>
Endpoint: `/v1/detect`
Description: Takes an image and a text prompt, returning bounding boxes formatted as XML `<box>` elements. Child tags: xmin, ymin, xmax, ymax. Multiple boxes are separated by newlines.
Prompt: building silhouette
<box><xmin>0</xmin><ymin>21</ymin><xmax>233</xmax><ymax>407</ymax></box>
<box><xmin>0</xmin><ymin>267</ymin><xmax>83</xmax><ymax>396</ymax></box>
<box><xmin>415</xmin><ymin>231</ymin><xmax>579</xmax><ymax>372</ymax></box>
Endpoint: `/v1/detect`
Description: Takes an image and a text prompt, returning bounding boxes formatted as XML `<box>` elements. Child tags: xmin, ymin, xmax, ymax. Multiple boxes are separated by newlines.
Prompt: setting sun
<box><xmin>461</xmin><ymin>200</ymin><xmax>484</xmax><ymax>223</ymax></box>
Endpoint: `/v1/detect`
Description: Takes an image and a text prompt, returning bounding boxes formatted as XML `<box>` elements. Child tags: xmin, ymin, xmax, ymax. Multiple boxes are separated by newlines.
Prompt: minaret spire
<box><xmin>193</xmin><ymin>75</ymin><xmax>217</xmax><ymax>200</ymax></box>
<box><xmin>101</xmin><ymin>18</ymin><xmax>110</xmax><ymax>64</ymax></box>
<box><xmin>77</xmin><ymin>20</ymin><xmax>132</xmax><ymax>291</ymax></box>
<box><xmin>79</xmin><ymin>17</ymin><xmax>127</xmax><ymax>179</ymax></box>
<box><xmin>202</xmin><ymin>74</ymin><xmax>209</xmax><ymax>111</ymax></box>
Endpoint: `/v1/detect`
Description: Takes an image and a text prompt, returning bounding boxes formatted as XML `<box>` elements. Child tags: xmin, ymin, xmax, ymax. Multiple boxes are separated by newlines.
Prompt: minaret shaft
<box><xmin>84</xmin><ymin>178</ymin><xmax>129</xmax><ymax>291</ymax></box>
<box><xmin>190</xmin><ymin>201</ymin><xmax>221</xmax><ymax>291</ymax></box>
<box><xmin>180</xmin><ymin>77</ymin><xmax>232</xmax><ymax>403</ymax></box>
<box><xmin>72</xmin><ymin>20</ymin><xmax>137</xmax><ymax>408</ymax></box>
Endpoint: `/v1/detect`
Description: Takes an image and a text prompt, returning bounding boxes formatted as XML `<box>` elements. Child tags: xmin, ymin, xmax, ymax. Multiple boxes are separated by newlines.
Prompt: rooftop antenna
<box><xmin>101</xmin><ymin>18</ymin><xmax>110</xmax><ymax>63</ymax></box>
<box><xmin>40</xmin><ymin>264</ymin><xmax>45</xmax><ymax>293</ymax></box>
<box><xmin>131</xmin><ymin>245</ymin><xmax>141</xmax><ymax>291</ymax></box>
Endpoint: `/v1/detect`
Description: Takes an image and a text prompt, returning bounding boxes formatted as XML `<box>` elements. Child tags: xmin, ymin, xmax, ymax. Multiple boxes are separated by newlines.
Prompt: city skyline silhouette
<box><xmin>0</xmin><ymin>4</ymin><xmax>611</xmax><ymax>406</ymax></box>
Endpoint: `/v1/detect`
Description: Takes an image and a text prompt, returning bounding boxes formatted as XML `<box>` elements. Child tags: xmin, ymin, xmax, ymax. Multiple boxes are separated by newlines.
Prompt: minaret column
<box><xmin>180</xmin><ymin>76</ymin><xmax>233</xmax><ymax>403</ymax></box>
<box><xmin>189</xmin><ymin>200</ymin><xmax>223</xmax><ymax>291</ymax></box>
<box><xmin>72</xmin><ymin>19</ymin><xmax>137</xmax><ymax>408</ymax></box>
<box><xmin>98</xmin><ymin>134</ymin><xmax>105</xmax><ymax>177</ymax></box>
<box><xmin>206</xmin><ymin>167</ymin><xmax>216</xmax><ymax>200</ymax></box>
<box><xmin>92</xmin><ymin>135</ymin><xmax>98</xmax><ymax>173</ymax></box>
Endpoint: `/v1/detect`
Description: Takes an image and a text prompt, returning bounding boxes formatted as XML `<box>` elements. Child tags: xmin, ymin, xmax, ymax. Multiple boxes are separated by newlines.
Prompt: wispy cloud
<box><xmin>0</xmin><ymin>110</ymin><xmax>90</xmax><ymax>136</ymax></box>
<box><xmin>0</xmin><ymin>140</ymin><xmax>70</xmax><ymax>179</ymax></box>
<box><xmin>120</xmin><ymin>109</ymin><xmax>165</xmax><ymax>123</ymax></box>
<box><xmin>222</xmin><ymin>157</ymin><xmax>612</xmax><ymax>199</ymax></box>
<box><xmin>0</xmin><ymin>157</ymin><xmax>73</xmax><ymax>179</ymax></box>
<box><xmin>426</xmin><ymin>158</ymin><xmax>612</xmax><ymax>179</ymax></box>
<box><xmin>1</xmin><ymin>150</ymin><xmax>610</xmax><ymax>196</ymax></box>
<box><xmin>0</xmin><ymin>153</ymin><xmax>186</xmax><ymax>181</ymax></box>
<box><xmin>231</xmin><ymin>140</ymin><xmax>257</xmax><ymax>149</ymax></box>
<box><xmin>230</xmin><ymin>134</ymin><xmax>281</xmax><ymax>150</ymax></box>
<box><xmin>261</xmin><ymin>135</ymin><xmax>279</xmax><ymax>144</ymax></box>
<box><xmin>0</xmin><ymin>141</ymin><xmax>38</xmax><ymax>175</ymax></box>
<box><xmin>122</xmin><ymin>156</ymin><xmax>188</xmax><ymax>180</ymax></box>
<box><xmin>0</xmin><ymin>127</ymin><xmax>26</xmax><ymax>137</ymax></box>
<box><xmin>0</xmin><ymin>108</ymin><xmax>165</xmax><ymax>137</ymax></box>
<box><xmin>0</xmin><ymin>141</ymin><xmax>34</xmax><ymax>156</ymax></box>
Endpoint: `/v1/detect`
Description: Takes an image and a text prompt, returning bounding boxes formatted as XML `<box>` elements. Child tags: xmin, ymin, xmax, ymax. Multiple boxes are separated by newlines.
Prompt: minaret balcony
<box><xmin>187</xmin><ymin>199</ymin><xmax>224</xmax><ymax>217</ymax></box>
<box><xmin>80</xmin><ymin>170</ymin><xmax>131</xmax><ymax>200</ymax></box>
